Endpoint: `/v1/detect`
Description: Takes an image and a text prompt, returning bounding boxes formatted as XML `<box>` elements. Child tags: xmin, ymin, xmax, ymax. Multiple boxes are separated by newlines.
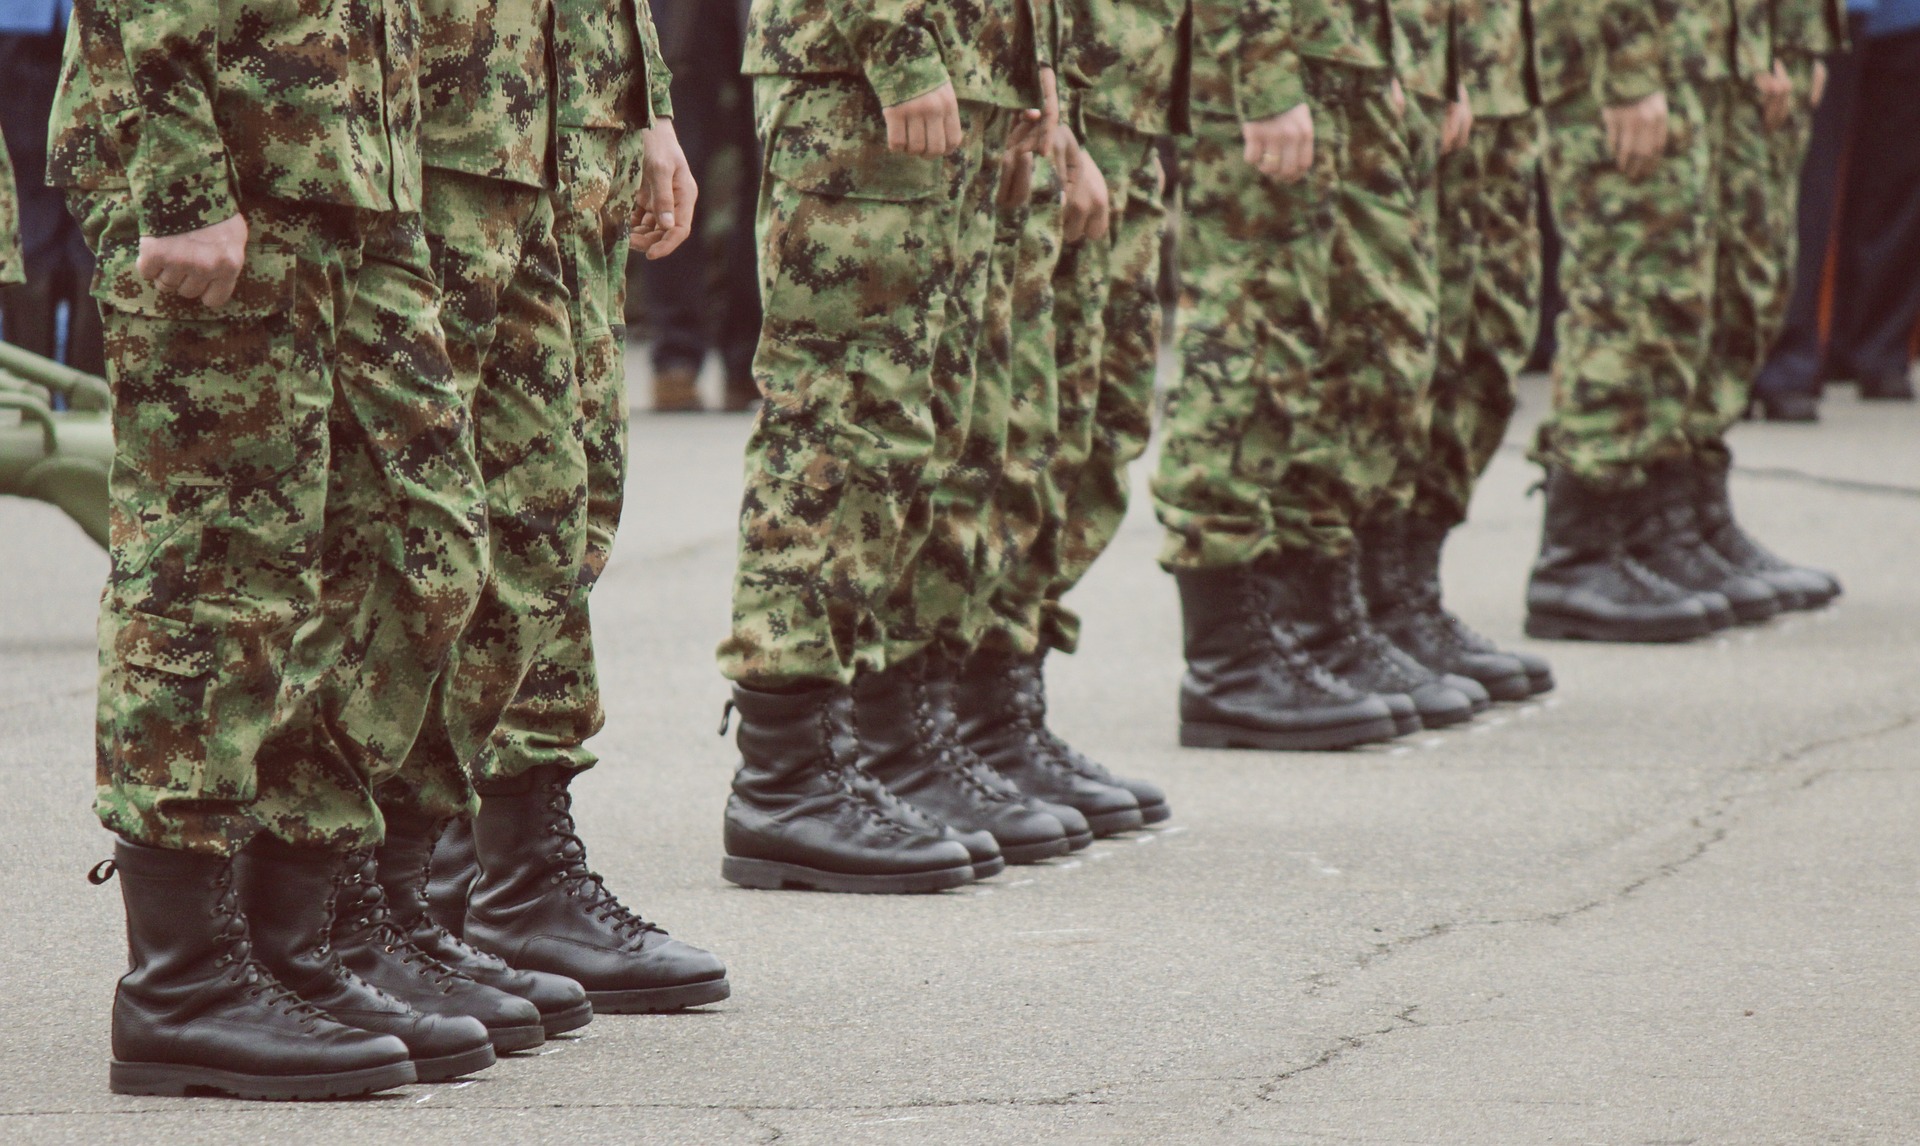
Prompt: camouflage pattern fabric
<box><xmin>1156</xmin><ymin>60</ymin><xmax>1414</xmax><ymax>569</ymax></box>
<box><xmin>976</xmin><ymin>120</ymin><xmax>1166</xmax><ymax>655</ymax></box>
<box><xmin>743</xmin><ymin>0</ymin><xmax>1044</xmax><ymax>110</ymax></box>
<box><xmin>48</xmin><ymin>0</ymin><xmax>422</xmax><ymax>233</ymax></box>
<box><xmin>1530</xmin><ymin>0</ymin><xmax>1666</xmax><ymax>106</ymax></box>
<box><xmin>418</xmin><ymin>0</ymin><xmax>554</xmax><ymax>187</ymax></box>
<box><xmin>717</xmin><ymin>76</ymin><xmax>1005</xmax><ymax>687</ymax></box>
<box><xmin>556</xmin><ymin>0</ymin><xmax>674</xmax><ymax>128</ymax></box>
<box><xmin>1414</xmin><ymin>111</ymin><xmax>1544</xmax><ymax>526</ymax></box>
<box><xmin>1530</xmin><ymin>84</ymin><xmax>1716</xmax><ymax>488</ymax></box>
<box><xmin>1455</xmin><ymin>0</ymin><xmax>1540</xmax><ymax>117</ymax></box>
<box><xmin>0</xmin><ymin>145</ymin><xmax>20</xmax><ymax>286</ymax></box>
<box><xmin>1059</xmin><ymin>0</ymin><xmax>1191</xmax><ymax>135</ymax></box>
<box><xmin>486</xmin><ymin>125</ymin><xmax>648</xmax><ymax>780</ymax></box>
<box><xmin>81</xmin><ymin>192</ymin><xmax>486</xmax><ymax>854</ymax></box>
<box><xmin>385</xmin><ymin>170</ymin><xmax>587</xmax><ymax>812</ymax></box>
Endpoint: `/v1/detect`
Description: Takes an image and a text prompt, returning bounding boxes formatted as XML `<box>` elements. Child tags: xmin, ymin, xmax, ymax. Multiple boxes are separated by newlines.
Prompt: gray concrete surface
<box><xmin>2</xmin><ymin>371</ymin><xmax>1916</xmax><ymax>1144</ymax></box>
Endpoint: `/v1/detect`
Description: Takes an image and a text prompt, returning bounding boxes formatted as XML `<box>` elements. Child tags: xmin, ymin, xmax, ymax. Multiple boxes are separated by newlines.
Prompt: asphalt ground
<box><xmin>1</xmin><ymin>368</ymin><xmax>1916</xmax><ymax>1144</ymax></box>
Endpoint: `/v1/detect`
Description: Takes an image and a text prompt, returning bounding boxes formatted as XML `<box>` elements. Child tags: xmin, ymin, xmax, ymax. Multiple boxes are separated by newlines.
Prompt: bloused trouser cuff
<box><xmin>83</xmin><ymin>190</ymin><xmax>486</xmax><ymax>854</ymax></box>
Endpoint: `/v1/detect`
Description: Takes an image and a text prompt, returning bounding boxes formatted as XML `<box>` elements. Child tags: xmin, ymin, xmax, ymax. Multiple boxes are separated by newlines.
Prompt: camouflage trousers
<box><xmin>0</xmin><ymin>146</ymin><xmax>20</xmax><ymax>285</ymax></box>
<box><xmin>717</xmin><ymin>77</ymin><xmax>1006</xmax><ymax>688</ymax></box>
<box><xmin>1154</xmin><ymin>60</ymin><xmax>1437</xmax><ymax>568</ymax></box>
<box><xmin>1531</xmin><ymin>86</ymin><xmax>1716</xmax><ymax>488</ymax></box>
<box><xmin>486</xmin><ymin>126</ymin><xmax>647</xmax><ymax>780</ymax></box>
<box><xmin>971</xmin><ymin>119</ymin><xmax>1167</xmax><ymax>656</ymax></box>
<box><xmin>1689</xmin><ymin>79</ymin><xmax>1797</xmax><ymax>469</ymax></box>
<box><xmin>386</xmin><ymin>170</ymin><xmax>587</xmax><ymax>812</ymax></box>
<box><xmin>82</xmin><ymin>192</ymin><xmax>487</xmax><ymax>854</ymax></box>
<box><xmin>1412</xmin><ymin>111</ymin><xmax>1544</xmax><ymax>526</ymax></box>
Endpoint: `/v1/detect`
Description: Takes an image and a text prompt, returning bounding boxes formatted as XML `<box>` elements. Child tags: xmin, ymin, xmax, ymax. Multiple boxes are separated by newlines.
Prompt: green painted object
<box><xmin>0</xmin><ymin>342</ymin><xmax>111</xmax><ymax>549</ymax></box>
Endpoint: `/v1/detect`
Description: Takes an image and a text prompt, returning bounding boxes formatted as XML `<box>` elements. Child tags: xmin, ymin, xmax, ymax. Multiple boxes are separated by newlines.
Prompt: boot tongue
<box><xmin>540</xmin><ymin>776</ymin><xmax>665</xmax><ymax>948</ymax></box>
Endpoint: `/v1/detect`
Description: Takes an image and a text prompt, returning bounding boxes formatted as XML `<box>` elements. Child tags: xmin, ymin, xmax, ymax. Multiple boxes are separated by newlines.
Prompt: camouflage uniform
<box><xmin>1152</xmin><ymin>0</ymin><xmax>1429</xmax><ymax>568</ymax></box>
<box><xmin>1414</xmin><ymin>1</ymin><xmax>1544</xmax><ymax>525</ymax></box>
<box><xmin>53</xmin><ymin>0</ymin><xmax>489</xmax><ymax>853</ymax></box>
<box><xmin>1530</xmin><ymin>0</ymin><xmax>1717</xmax><ymax>489</ymax></box>
<box><xmin>717</xmin><ymin>0</ymin><xmax>1036</xmax><ymax>688</ymax></box>
<box><xmin>485</xmin><ymin>0</ymin><xmax>673</xmax><ymax>781</ymax></box>
<box><xmin>0</xmin><ymin>145</ymin><xmax>21</xmax><ymax>285</ymax></box>
<box><xmin>969</xmin><ymin>0</ymin><xmax>1181</xmax><ymax>656</ymax></box>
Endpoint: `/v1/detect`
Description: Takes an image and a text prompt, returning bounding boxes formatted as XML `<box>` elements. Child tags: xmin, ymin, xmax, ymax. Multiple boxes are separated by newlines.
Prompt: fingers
<box><xmin>995</xmin><ymin>151</ymin><xmax>1033</xmax><ymax>210</ymax></box>
<box><xmin>1061</xmin><ymin>184</ymin><xmax>1089</xmax><ymax>242</ymax></box>
<box><xmin>942</xmin><ymin>96</ymin><xmax>964</xmax><ymax>153</ymax></box>
<box><xmin>648</xmin><ymin>160</ymin><xmax>677</xmax><ymax>233</ymax></box>
<box><xmin>647</xmin><ymin>161</ymin><xmax>699</xmax><ymax>260</ymax></box>
<box><xmin>201</xmin><ymin>263</ymin><xmax>241</xmax><ymax>308</ymax></box>
<box><xmin>906</xmin><ymin>112</ymin><xmax>927</xmax><ymax>157</ymax></box>
<box><xmin>886</xmin><ymin>106</ymin><xmax>908</xmax><ymax>153</ymax></box>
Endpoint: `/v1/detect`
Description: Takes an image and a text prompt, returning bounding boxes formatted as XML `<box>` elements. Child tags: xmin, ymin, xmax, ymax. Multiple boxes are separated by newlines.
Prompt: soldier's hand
<box><xmin>996</xmin><ymin>149</ymin><xmax>1034</xmax><ymax>210</ymax></box>
<box><xmin>1602</xmin><ymin>91</ymin><xmax>1669</xmax><ymax>179</ymax></box>
<box><xmin>631</xmin><ymin>118</ymin><xmax>698</xmax><ymax>260</ymax></box>
<box><xmin>136</xmin><ymin>214</ymin><xmax>248</xmax><ymax>308</ymax></box>
<box><xmin>1756</xmin><ymin>61</ymin><xmax>1794</xmax><ymax>131</ymax></box>
<box><xmin>1442</xmin><ymin>84</ymin><xmax>1474</xmax><ymax>155</ymax></box>
<box><xmin>1242</xmin><ymin>103</ymin><xmax>1314</xmax><ymax>183</ymax></box>
<box><xmin>1811</xmin><ymin>61</ymin><xmax>1828</xmax><ymax>108</ymax></box>
<box><xmin>1062</xmin><ymin>145</ymin><xmax>1110</xmax><ymax>243</ymax></box>
<box><xmin>884</xmin><ymin>82</ymin><xmax>964</xmax><ymax>156</ymax></box>
<box><xmin>1390</xmin><ymin>77</ymin><xmax>1407</xmax><ymax>117</ymax></box>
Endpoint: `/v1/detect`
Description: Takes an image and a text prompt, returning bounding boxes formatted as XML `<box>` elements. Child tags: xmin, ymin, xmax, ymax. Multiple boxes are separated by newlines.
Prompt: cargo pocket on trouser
<box><xmin>91</xmin><ymin>232</ymin><xmax>316</xmax><ymax>814</ymax></box>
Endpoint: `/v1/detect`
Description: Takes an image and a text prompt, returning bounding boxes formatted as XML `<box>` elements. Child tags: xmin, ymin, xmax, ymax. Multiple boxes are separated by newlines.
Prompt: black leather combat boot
<box><xmin>954</xmin><ymin>650</ymin><xmax>1158</xmax><ymax>834</ymax></box>
<box><xmin>857</xmin><ymin>651</ymin><xmax>1074</xmax><ymax>864</ymax></box>
<box><xmin>1525</xmin><ymin>468</ymin><xmax>1718</xmax><ymax>642</ymax></box>
<box><xmin>423</xmin><ymin>816</ymin><xmax>478</xmax><ymax>938</ymax></box>
<box><xmin>233</xmin><ymin>835</ymin><xmax>496</xmax><ymax>1082</ymax></box>
<box><xmin>1360</xmin><ymin>517</ymin><xmax>1549</xmax><ymax>701</ymax></box>
<box><xmin>1174</xmin><ymin>565</ymin><xmax>1401</xmax><ymax>750</ymax></box>
<box><xmin>723</xmin><ymin>684</ymin><xmax>979</xmax><ymax>892</ymax></box>
<box><xmin>1280</xmin><ymin>549</ymin><xmax>1483</xmax><ymax>730</ymax></box>
<box><xmin>328</xmin><ymin>852</ymin><xmax>545</xmax><ymax>1052</ymax></box>
<box><xmin>1693</xmin><ymin>459</ymin><xmax>1841</xmax><ymax>610</ymax></box>
<box><xmin>379</xmin><ymin>814</ymin><xmax>592</xmax><ymax>1038</ymax></box>
<box><xmin>465</xmin><ymin>766</ymin><xmax>730</xmax><ymax>1013</ymax></box>
<box><xmin>99</xmin><ymin>839</ymin><xmax>415</xmax><ymax>1100</ymax></box>
<box><xmin>1627</xmin><ymin>462</ymin><xmax>1780</xmax><ymax>625</ymax></box>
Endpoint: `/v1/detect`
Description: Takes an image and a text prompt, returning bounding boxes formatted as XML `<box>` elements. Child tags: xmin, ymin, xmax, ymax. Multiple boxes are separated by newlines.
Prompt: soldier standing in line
<box><xmin>949</xmin><ymin>0</ymin><xmax>1184</xmax><ymax>834</ymax></box>
<box><xmin>53</xmin><ymin>0</ymin><xmax>504</xmax><ymax>1097</ymax></box>
<box><xmin>716</xmin><ymin>0</ymin><xmax>1064</xmax><ymax>892</ymax></box>
<box><xmin>1525</xmin><ymin>0</ymin><xmax>1839</xmax><ymax>645</ymax></box>
<box><xmin>382</xmin><ymin>0</ymin><xmax>728</xmax><ymax>1013</ymax></box>
<box><xmin>429</xmin><ymin>0</ymin><xmax>733</xmax><ymax>1013</ymax></box>
<box><xmin>1357</xmin><ymin>1</ymin><xmax>1559</xmax><ymax>701</ymax></box>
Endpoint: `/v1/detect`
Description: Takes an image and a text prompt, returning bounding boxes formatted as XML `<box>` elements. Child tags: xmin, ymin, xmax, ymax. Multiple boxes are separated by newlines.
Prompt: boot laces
<box><xmin>915</xmin><ymin>686</ymin><xmax>1023</xmax><ymax>808</ymax></box>
<box><xmin>1005</xmin><ymin>662</ymin><xmax>1123</xmax><ymax>786</ymax></box>
<box><xmin>337</xmin><ymin>854</ymin><xmax>468</xmax><ymax>992</ymax></box>
<box><xmin>205</xmin><ymin>864</ymin><xmax>329</xmax><ymax>1030</ymax></box>
<box><xmin>1244</xmin><ymin>573</ymin><xmax>1349</xmax><ymax>693</ymax></box>
<box><xmin>540</xmin><ymin>781</ymin><xmax>665</xmax><ymax>945</ymax></box>
<box><xmin>390</xmin><ymin>828</ymin><xmax>513</xmax><ymax>975</ymax></box>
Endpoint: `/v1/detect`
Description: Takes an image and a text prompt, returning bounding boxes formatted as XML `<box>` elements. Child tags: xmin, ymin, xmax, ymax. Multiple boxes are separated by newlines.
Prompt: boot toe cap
<box><xmin>1409</xmin><ymin>682</ymin><xmax>1476</xmax><ymax>728</ymax></box>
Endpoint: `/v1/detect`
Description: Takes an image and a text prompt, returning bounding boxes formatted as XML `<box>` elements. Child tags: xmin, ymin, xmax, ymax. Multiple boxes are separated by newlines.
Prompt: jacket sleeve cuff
<box><xmin>1236</xmin><ymin>54</ymin><xmax>1308</xmax><ymax>123</ymax></box>
<box><xmin>129</xmin><ymin>147</ymin><xmax>240</xmax><ymax>237</ymax></box>
<box><xmin>1601</xmin><ymin>65</ymin><xmax>1664</xmax><ymax>106</ymax></box>
<box><xmin>867</xmin><ymin>53</ymin><xmax>954</xmax><ymax>109</ymax></box>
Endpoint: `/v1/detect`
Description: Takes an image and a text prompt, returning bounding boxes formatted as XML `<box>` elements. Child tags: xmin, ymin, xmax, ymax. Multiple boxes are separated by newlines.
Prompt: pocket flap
<box><xmin>92</xmin><ymin>242</ymin><xmax>296</xmax><ymax>320</ymax></box>
<box><xmin>765</xmin><ymin>83</ymin><xmax>944</xmax><ymax>203</ymax></box>
<box><xmin>119</xmin><ymin>612</ymin><xmax>215</xmax><ymax>679</ymax></box>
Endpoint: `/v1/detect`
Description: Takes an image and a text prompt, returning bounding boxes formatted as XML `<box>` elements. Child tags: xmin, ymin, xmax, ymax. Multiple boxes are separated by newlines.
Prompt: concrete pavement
<box><xmin>1</xmin><ymin>372</ymin><xmax>1916</xmax><ymax>1144</ymax></box>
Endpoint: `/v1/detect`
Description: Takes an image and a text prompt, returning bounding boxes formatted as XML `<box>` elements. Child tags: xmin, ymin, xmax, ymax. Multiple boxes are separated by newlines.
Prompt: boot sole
<box><xmin>1730</xmin><ymin>597</ymin><xmax>1782</xmax><ymax>625</ymax></box>
<box><xmin>109</xmin><ymin>1059</ymin><xmax>416</xmax><ymax>1100</ymax></box>
<box><xmin>1136</xmin><ymin>799</ymin><xmax>1172</xmax><ymax>826</ymax></box>
<box><xmin>1525</xmin><ymin>668</ymin><xmax>1556</xmax><ymax>696</ymax></box>
<box><xmin>587</xmin><ymin>977</ymin><xmax>731</xmax><ymax>1014</ymax></box>
<box><xmin>722</xmin><ymin>856</ymin><xmax>976</xmax><ymax>894</ymax></box>
<box><xmin>487</xmin><ymin>1022</ymin><xmax>546</xmax><ymax>1053</ymax></box>
<box><xmin>413</xmin><ymin>1042</ymin><xmax>495</xmax><ymax>1083</ymax></box>
<box><xmin>1525</xmin><ymin>611</ymin><xmax>1714</xmax><ymax>644</ymax></box>
<box><xmin>1001</xmin><ymin>837</ymin><xmax>1075</xmax><ymax>864</ymax></box>
<box><xmin>540</xmin><ymin>1000</ymin><xmax>594</xmax><ymax>1038</ymax></box>
<box><xmin>1390</xmin><ymin>712</ymin><xmax>1421</xmax><ymax>737</ymax></box>
<box><xmin>1478</xmin><ymin>672</ymin><xmax>1535</xmax><ymax>703</ymax></box>
<box><xmin>1086</xmin><ymin>807</ymin><xmax>1148</xmax><ymax>837</ymax></box>
<box><xmin>1179</xmin><ymin>715</ymin><xmax>1401</xmax><ymax>752</ymax></box>
<box><xmin>970</xmin><ymin>855</ymin><xmax>1007</xmax><ymax>880</ymax></box>
<box><xmin>1416</xmin><ymin>705</ymin><xmax>1476</xmax><ymax>730</ymax></box>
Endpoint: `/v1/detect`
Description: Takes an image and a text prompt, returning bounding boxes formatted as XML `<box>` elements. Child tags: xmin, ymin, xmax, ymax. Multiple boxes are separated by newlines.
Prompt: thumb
<box><xmin>649</xmin><ymin>161</ymin><xmax>677</xmax><ymax>231</ymax></box>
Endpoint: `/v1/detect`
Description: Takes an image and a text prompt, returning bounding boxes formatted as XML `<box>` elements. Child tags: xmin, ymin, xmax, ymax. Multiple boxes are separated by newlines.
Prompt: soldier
<box><xmin>716</xmin><ymin>0</ymin><xmax>1063</xmax><ymax>891</ymax></box>
<box><xmin>1525</xmin><ymin>0</ymin><xmax>1838</xmax><ymax>645</ymax></box>
<box><xmin>948</xmin><ymin>0</ymin><xmax>1181</xmax><ymax>833</ymax></box>
<box><xmin>53</xmin><ymin>0</ymin><xmax>501</xmax><ymax>1097</ymax></box>
<box><xmin>390</xmin><ymin>0</ymin><xmax>729</xmax><ymax>1014</ymax></box>
<box><xmin>1357</xmin><ymin>1</ymin><xmax>1558</xmax><ymax>701</ymax></box>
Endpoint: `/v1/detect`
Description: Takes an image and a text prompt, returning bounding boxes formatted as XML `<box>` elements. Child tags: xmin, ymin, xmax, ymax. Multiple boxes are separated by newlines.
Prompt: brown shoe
<box><xmin>722</xmin><ymin>370</ymin><xmax>761</xmax><ymax>413</ymax></box>
<box><xmin>653</xmin><ymin>365</ymin><xmax>702</xmax><ymax>412</ymax></box>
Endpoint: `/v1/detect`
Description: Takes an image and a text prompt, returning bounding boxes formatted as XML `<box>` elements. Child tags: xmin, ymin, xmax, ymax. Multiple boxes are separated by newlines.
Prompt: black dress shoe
<box><xmin>1859</xmin><ymin>371</ymin><xmax>1915</xmax><ymax>401</ymax></box>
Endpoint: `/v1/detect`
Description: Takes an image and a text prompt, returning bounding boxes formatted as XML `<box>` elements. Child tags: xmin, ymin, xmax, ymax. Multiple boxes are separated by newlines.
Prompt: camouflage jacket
<box><xmin>742</xmin><ymin>0</ymin><xmax>1045</xmax><ymax>111</ymax></box>
<box><xmin>1060</xmin><ymin>0</ymin><xmax>1192</xmax><ymax>135</ymax></box>
<box><xmin>1532</xmin><ymin>0</ymin><xmax>1667</xmax><ymax>105</ymax></box>
<box><xmin>1396</xmin><ymin>0</ymin><xmax>1452</xmax><ymax>100</ymax></box>
<box><xmin>1454</xmin><ymin>0</ymin><xmax>1538</xmax><ymax>115</ymax></box>
<box><xmin>1189</xmin><ymin>0</ymin><xmax>1404</xmax><ymax>123</ymax></box>
<box><xmin>419</xmin><ymin>0</ymin><xmax>553</xmax><ymax>185</ymax></box>
<box><xmin>555</xmin><ymin>0</ymin><xmax>674</xmax><ymax>129</ymax></box>
<box><xmin>47</xmin><ymin>0</ymin><xmax>421</xmax><ymax>236</ymax></box>
<box><xmin>1771</xmin><ymin>0</ymin><xmax>1843</xmax><ymax>62</ymax></box>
